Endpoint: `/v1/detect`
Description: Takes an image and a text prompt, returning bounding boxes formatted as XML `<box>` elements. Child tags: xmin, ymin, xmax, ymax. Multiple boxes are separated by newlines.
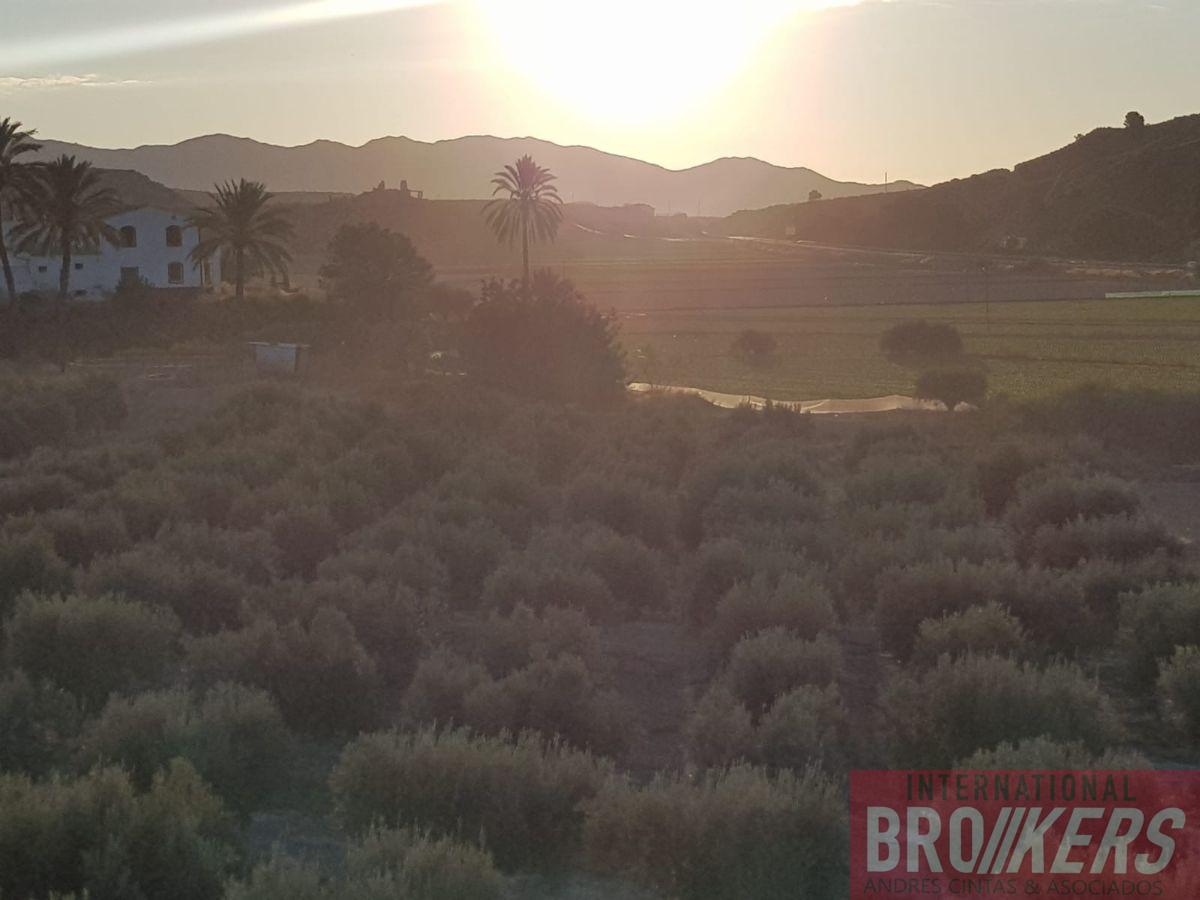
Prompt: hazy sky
<box><xmin>1</xmin><ymin>0</ymin><xmax>1197</xmax><ymax>185</ymax></box>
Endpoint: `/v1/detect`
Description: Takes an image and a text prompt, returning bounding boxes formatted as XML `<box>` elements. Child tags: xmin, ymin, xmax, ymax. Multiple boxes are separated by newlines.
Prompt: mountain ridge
<box><xmin>31</xmin><ymin>133</ymin><xmax>920</xmax><ymax>217</ymax></box>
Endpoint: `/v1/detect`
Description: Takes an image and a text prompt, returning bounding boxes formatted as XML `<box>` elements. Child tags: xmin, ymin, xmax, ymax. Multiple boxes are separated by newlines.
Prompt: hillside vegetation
<box><xmin>722</xmin><ymin>114</ymin><xmax>1200</xmax><ymax>262</ymax></box>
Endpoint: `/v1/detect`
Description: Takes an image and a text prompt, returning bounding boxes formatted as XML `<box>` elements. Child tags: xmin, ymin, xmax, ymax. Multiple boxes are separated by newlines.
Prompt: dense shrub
<box><xmin>883</xmin><ymin>653</ymin><xmax>1122</xmax><ymax>766</ymax></box>
<box><xmin>1007</xmin><ymin>474</ymin><xmax>1140</xmax><ymax>536</ymax></box>
<box><xmin>461</xmin><ymin>272</ymin><xmax>626</xmax><ymax>405</ymax></box>
<box><xmin>347</xmin><ymin>826</ymin><xmax>505</xmax><ymax>900</ymax></box>
<box><xmin>564</xmin><ymin>471</ymin><xmax>675</xmax><ymax>548</ymax></box>
<box><xmin>0</xmin><ymin>671</ymin><xmax>82</xmax><ymax>776</ymax></box>
<box><xmin>268</xmin><ymin>504</ymin><xmax>341</xmax><ymax>579</ymax></box>
<box><xmin>0</xmin><ymin>531</ymin><xmax>72</xmax><ymax>616</ymax></box>
<box><xmin>469</xmin><ymin>604</ymin><xmax>600</xmax><ymax>677</ymax></box>
<box><xmin>0</xmin><ymin>375</ymin><xmax>126</xmax><ymax>459</ymax></box>
<box><xmin>462</xmin><ymin>655</ymin><xmax>627</xmax><ymax>755</ymax></box>
<box><xmin>156</xmin><ymin>522</ymin><xmax>280</xmax><ymax>585</ymax></box>
<box><xmin>186</xmin><ymin>609</ymin><xmax>380</xmax><ymax>734</ymax></box>
<box><xmin>331</xmin><ymin>728</ymin><xmax>609</xmax><ymax>870</ymax></box>
<box><xmin>482</xmin><ymin>560</ymin><xmax>615</xmax><ymax>621</ymax></box>
<box><xmin>402</xmin><ymin>647</ymin><xmax>490</xmax><ymax>727</ymax></box>
<box><xmin>80</xmin><ymin>682</ymin><xmax>291</xmax><ymax>812</ymax></box>
<box><xmin>20</xmin><ymin>506</ymin><xmax>131</xmax><ymax>566</ymax></box>
<box><xmin>5</xmin><ymin>592</ymin><xmax>180</xmax><ymax>709</ymax></box>
<box><xmin>975</xmin><ymin>443</ymin><xmax>1042</xmax><ymax>517</ymax></box>
<box><xmin>522</xmin><ymin>524</ymin><xmax>672</xmax><ymax>617</ymax></box>
<box><xmin>1157</xmin><ymin>646</ymin><xmax>1200</xmax><ymax>741</ymax></box>
<box><xmin>104</xmin><ymin>471</ymin><xmax>187</xmax><ymax>540</ymax></box>
<box><xmin>844</xmin><ymin>453</ymin><xmax>952</xmax><ymax>507</ymax></box>
<box><xmin>584</xmin><ymin>765</ymin><xmax>848</xmax><ymax>900</ymax></box>
<box><xmin>0</xmin><ymin>472</ymin><xmax>76</xmax><ymax>517</ymax></box>
<box><xmin>730</xmin><ymin>328</ymin><xmax>778</xmax><ymax>365</ymax></box>
<box><xmin>685</xmin><ymin>684</ymin><xmax>756</xmax><ymax>768</ymax></box>
<box><xmin>708</xmin><ymin>571</ymin><xmax>837</xmax><ymax>657</ymax></box>
<box><xmin>958</xmin><ymin>736</ymin><xmax>1150</xmax><ymax>769</ymax></box>
<box><xmin>725</xmin><ymin>629</ymin><xmax>841</xmax><ymax>715</ymax></box>
<box><xmin>1118</xmin><ymin>582</ymin><xmax>1200</xmax><ymax>690</ymax></box>
<box><xmin>912</xmin><ymin>603</ymin><xmax>1027</xmax><ymax>663</ymax></box>
<box><xmin>754</xmin><ymin>684</ymin><xmax>848</xmax><ymax>771</ymax></box>
<box><xmin>1028</xmin><ymin>514</ymin><xmax>1178</xmax><ymax>568</ymax></box>
<box><xmin>84</xmin><ymin>545</ymin><xmax>247</xmax><ymax>633</ymax></box>
<box><xmin>0</xmin><ymin>761</ymin><xmax>234</xmax><ymax>900</ymax></box>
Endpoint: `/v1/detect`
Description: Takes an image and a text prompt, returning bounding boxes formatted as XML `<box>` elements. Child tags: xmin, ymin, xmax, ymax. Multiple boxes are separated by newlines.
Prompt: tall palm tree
<box><xmin>0</xmin><ymin>118</ymin><xmax>44</xmax><ymax>304</ymax></box>
<box><xmin>483</xmin><ymin>155</ymin><xmax>564</xmax><ymax>286</ymax></box>
<box><xmin>12</xmin><ymin>155</ymin><xmax>121</xmax><ymax>302</ymax></box>
<box><xmin>189</xmin><ymin>179</ymin><xmax>293</xmax><ymax>301</ymax></box>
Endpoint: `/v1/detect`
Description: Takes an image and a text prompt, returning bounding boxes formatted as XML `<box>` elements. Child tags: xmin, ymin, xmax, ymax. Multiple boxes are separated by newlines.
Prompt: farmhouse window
<box><xmin>168</xmin><ymin>262</ymin><xmax>185</xmax><ymax>284</ymax></box>
<box><xmin>120</xmin><ymin>226</ymin><xmax>137</xmax><ymax>248</ymax></box>
<box><xmin>166</xmin><ymin>225</ymin><xmax>183</xmax><ymax>247</ymax></box>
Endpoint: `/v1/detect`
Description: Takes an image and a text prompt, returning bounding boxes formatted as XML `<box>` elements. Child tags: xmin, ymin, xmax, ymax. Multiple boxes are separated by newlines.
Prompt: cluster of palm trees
<box><xmin>0</xmin><ymin>116</ymin><xmax>293</xmax><ymax>306</ymax></box>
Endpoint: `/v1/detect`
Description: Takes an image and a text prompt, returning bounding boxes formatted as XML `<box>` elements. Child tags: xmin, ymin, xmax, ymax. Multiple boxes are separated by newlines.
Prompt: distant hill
<box><xmin>720</xmin><ymin>114</ymin><xmax>1200</xmax><ymax>262</ymax></box>
<box><xmin>34</xmin><ymin>134</ymin><xmax>919</xmax><ymax>218</ymax></box>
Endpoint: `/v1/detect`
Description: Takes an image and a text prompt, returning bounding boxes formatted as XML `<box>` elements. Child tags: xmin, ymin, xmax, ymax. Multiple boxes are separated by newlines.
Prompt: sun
<box><xmin>467</xmin><ymin>0</ymin><xmax>831</xmax><ymax>125</ymax></box>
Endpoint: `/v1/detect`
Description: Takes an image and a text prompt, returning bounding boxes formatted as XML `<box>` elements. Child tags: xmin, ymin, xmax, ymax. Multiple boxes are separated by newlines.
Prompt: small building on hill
<box><xmin>3</xmin><ymin>207</ymin><xmax>218</xmax><ymax>300</ymax></box>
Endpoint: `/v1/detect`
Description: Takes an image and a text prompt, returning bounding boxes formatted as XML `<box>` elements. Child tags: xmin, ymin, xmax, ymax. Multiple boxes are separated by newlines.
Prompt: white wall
<box><xmin>5</xmin><ymin>207</ymin><xmax>219</xmax><ymax>300</ymax></box>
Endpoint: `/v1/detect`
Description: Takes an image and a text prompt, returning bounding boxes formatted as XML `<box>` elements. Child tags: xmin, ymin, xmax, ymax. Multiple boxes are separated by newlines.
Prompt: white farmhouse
<box><xmin>4</xmin><ymin>207</ymin><xmax>219</xmax><ymax>300</ymax></box>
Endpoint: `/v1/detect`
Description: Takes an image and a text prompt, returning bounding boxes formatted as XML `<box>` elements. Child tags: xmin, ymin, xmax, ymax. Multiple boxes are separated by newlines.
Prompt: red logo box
<box><xmin>851</xmin><ymin>770</ymin><xmax>1200</xmax><ymax>898</ymax></box>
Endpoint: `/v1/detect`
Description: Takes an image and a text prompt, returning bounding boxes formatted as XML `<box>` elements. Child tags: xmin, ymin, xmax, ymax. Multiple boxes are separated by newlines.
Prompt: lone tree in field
<box><xmin>915</xmin><ymin>368</ymin><xmax>987</xmax><ymax>412</ymax></box>
<box><xmin>483</xmin><ymin>155</ymin><xmax>564</xmax><ymax>287</ymax></box>
<box><xmin>880</xmin><ymin>320</ymin><xmax>964</xmax><ymax>368</ymax></box>
<box><xmin>1124</xmin><ymin>111</ymin><xmax>1145</xmax><ymax>130</ymax></box>
<box><xmin>808</xmin><ymin>189</ymin><xmax>823</xmax><ymax>202</ymax></box>
<box><xmin>12</xmin><ymin>155</ymin><xmax>121</xmax><ymax>302</ymax></box>
<box><xmin>731</xmin><ymin>329</ymin><xmax>777</xmax><ymax>366</ymax></box>
<box><xmin>189</xmin><ymin>179</ymin><xmax>292</xmax><ymax>301</ymax></box>
<box><xmin>0</xmin><ymin>118</ymin><xmax>43</xmax><ymax>304</ymax></box>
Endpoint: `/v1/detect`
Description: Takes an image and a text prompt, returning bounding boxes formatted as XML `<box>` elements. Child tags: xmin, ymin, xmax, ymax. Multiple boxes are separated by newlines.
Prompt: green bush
<box><xmin>708</xmin><ymin>571</ymin><xmax>837</xmax><ymax>657</ymax></box>
<box><xmin>844</xmin><ymin>454</ymin><xmax>952</xmax><ymax>507</ymax></box>
<box><xmin>331</xmin><ymin>728</ymin><xmax>609</xmax><ymax>870</ymax></box>
<box><xmin>958</xmin><ymin>736</ymin><xmax>1150</xmax><ymax>770</ymax></box>
<box><xmin>5</xmin><ymin>592</ymin><xmax>180</xmax><ymax>709</ymax></box>
<box><xmin>1007</xmin><ymin>474</ymin><xmax>1139</xmax><ymax>535</ymax></box>
<box><xmin>0</xmin><ymin>671</ymin><xmax>82</xmax><ymax>776</ymax></box>
<box><xmin>754</xmin><ymin>684</ymin><xmax>848</xmax><ymax>771</ymax></box>
<box><xmin>84</xmin><ymin>545</ymin><xmax>247</xmax><ymax>633</ymax></box>
<box><xmin>1157</xmin><ymin>645</ymin><xmax>1200</xmax><ymax>741</ymax></box>
<box><xmin>21</xmin><ymin>506</ymin><xmax>131</xmax><ymax>566</ymax></box>
<box><xmin>469</xmin><ymin>604</ymin><xmax>600</xmax><ymax>677</ymax></box>
<box><xmin>584</xmin><ymin>764</ymin><xmax>848</xmax><ymax>900</ymax></box>
<box><xmin>1117</xmin><ymin>582</ymin><xmax>1200</xmax><ymax>690</ymax></box>
<box><xmin>186</xmin><ymin>608</ymin><xmax>380</xmax><ymax>734</ymax></box>
<box><xmin>880</xmin><ymin>320</ymin><xmax>963</xmax><ymax>367</ymax></box>
<box><xmin>685</xmin><ymin>684</ymin><xmax>756</xmax><ymax>768</ymax></box>
<box><xmin>156</xmin><ymin>522</ymin><xmax>280</xmax><ymax>585</ymax></box>
<box><xmin>348</xmin><ymin>827</ymin><xmax>505</xmax><ymax>900</ymax></box>
<box><xmin>105</xmin><ymin>471</ymin><xmax>187</xmax><ymax>540</ymax></box>
<box><xmin>883</xmin><ymin>653</ymin><xmax>1122</xmax><ymax>767</ymax></box>
<box><xmin>975</xmin><ymin>443</ymin><xmax>1042</xmax><ymax>517</ymax></box>
<box><xmin>462</xmin><ymin>655</ymin><xmax>627</xmax><ymax>755</ymax></box>
<box><xmin>913</xmin><ymin>603</ymin><xmax>1027</xmax><ymax>663</ymax></box>
<box><xmin>0</xmin><ymin>531</ymin><xmax>72</xmax><ymax>617</ymax></box>
<box><xmin>1028</xmin><ymin>514</ymin><xmax>1178</xmax><ymax>568</ymax></box>
<box><xmin>481</xmin><ymin>560</ymin><xmax>615</xmax><ymax>621</ymax></box>
<box><xmin>80</xmin><ymin>682</ymin><xmax>291</xmax><ymax>813</ymax></box>
<box><xmin>725</xmin><ymin>629</ymin><xmax>841</xmax><ymax>715</ymax></box>
<box><xmin>402</xmin><ymin>647</ymin><xmax>490</xmax><ymax>727</ymax></box>
<box><xmin>269</xmin><ymin>504</ymin><xmax>341</xmax><ymax>579</ymax></box>
<box><xmin>915</xmin><ymin>368</ymin><xmax>988</xmax><ymax>412</ymax></box>
<box><xmin>0</xmin><ymin>761</ymin><xmax>234</xmax><ymax>900</ymax></box>
<box><xmin>564</xmin><ymin>472</ymin><xmax>675</xmax><ymax>548</ymax></box>
<box><xmin>0</xmin><ymin>472</ymin><xmax>76</xmax><ymax>518</ymax></box>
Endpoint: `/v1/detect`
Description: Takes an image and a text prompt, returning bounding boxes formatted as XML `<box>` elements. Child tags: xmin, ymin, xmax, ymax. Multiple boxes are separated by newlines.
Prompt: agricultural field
<box><xmin>621</xmin><ymin>295</ymin><xmax>1200</xmax><ymax>401</ymax></box>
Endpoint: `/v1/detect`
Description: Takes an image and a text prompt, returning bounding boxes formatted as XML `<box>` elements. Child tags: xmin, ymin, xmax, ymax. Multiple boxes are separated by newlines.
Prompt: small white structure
<box><xmin>3</xmin><ymin>207</ymin><xmax>219</xmax><ymax>300</ymax></box>
<box><xmin>249</xmin><ymin>342</ymin><xmax>309</xmax><ymax>376</ymax></box>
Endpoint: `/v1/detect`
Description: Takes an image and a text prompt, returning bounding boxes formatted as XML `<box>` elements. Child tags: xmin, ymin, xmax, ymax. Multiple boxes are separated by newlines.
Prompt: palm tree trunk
<box><xmin>56</xmin><ymin>238</ymin><xmax>71</xmax><ymax>372</ymax></box>
<box><xmin>235</xmin><ymin>247</ymin><xmax>245</xmax><ymax>301</ymax></box>
<box><xmin>521</xmin><ymin>224</ymin><xmax>530</xmax><ymax>292</ymax></box>
<box><xmin>0</xmin><ymin>198</ymin><xmax>17</xmax><ymax>306</ymax></box>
